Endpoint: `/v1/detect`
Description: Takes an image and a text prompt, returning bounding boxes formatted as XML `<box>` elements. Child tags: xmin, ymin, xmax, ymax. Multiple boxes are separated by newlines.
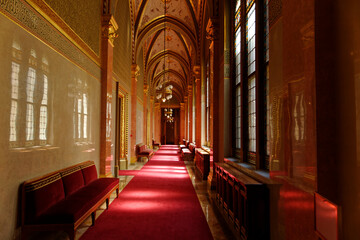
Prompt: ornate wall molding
<box><xmin>25</xmin><ymin>0</ymin><xmax>100</xmax><ymax>63</ymax></box>
<box><xmin>0</xmin><ymin>0</ymin><xmax>101</xmax><ymax>80</ymax></box>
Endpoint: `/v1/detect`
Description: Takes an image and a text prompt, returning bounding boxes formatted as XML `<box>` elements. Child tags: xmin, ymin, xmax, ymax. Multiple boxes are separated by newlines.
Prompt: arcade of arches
<box><xmin>0</xmin><ymin>0</ymin><xmax>360</xmax><ymax>239</ymax></box>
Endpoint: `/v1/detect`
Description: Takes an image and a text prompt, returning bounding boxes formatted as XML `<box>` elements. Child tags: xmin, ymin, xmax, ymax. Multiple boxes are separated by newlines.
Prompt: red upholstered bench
<box><xmin>136</xmin><ymin>143</ymin><xmax>154</xmax><ymax>161</ymax></box>
<box><xmin>21</xmin><ymin>161</ymin><xmax>119</xmax><ymax>240</ymax></box>
<box><xmin>152</xmin><ymin>139</ymin><xmax>161</xmax><ymax>149</ymax></box>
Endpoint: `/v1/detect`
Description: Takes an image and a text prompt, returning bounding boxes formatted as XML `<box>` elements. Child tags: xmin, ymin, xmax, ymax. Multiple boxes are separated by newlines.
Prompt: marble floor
<box><xmin>28</xmin><ymin>160</ymin><xmax>234</xmax><ymax>240</ymax></box>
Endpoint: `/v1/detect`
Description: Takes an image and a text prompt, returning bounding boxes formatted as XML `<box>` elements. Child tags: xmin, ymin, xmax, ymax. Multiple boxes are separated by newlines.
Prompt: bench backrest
<box><xmin>23</xmin><ymin>172</ymin><xmax>65</xmax><ymax>224</ymax></box>
<box><xmin>136</xmin><ymin>144</ymin><xmax>147</xmax><ymax>154</ymax></box>
<box><xmin>22</xmin><ymin>161</ymin><xmax>98</xmax><ymax>224</ymax></box>
<box><xmin>189</xmin><ymin>143</ymin><xmax>196</xmax><ymax>152</ymax></box>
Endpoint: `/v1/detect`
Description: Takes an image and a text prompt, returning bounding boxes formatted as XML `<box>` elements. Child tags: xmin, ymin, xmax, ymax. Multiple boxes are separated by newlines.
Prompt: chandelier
<box><xmin>155</xmin><ymin>0</ymin><xmax>172</xmax><ymax>103</ymax></box>
<box><xmin>164</xmin><ymin>108</ymin><xmax>174</xmax><ymax>122</ymax></box>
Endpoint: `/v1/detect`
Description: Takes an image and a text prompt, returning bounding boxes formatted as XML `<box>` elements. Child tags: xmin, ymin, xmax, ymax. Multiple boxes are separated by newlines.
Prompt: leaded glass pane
<box><xmin>246</xmin><ymin>4</ymin><xmax>256</xmax><ymax>76</ymax></box>
<box><xmin>235</xmin><ymin>27</ymin><xmax>241</xmax><ymax>85</ymax></box>
<box><xmin>248</xmin><ymin>76</ymin><xmax>256</xmax><ymax>152</ymax></box>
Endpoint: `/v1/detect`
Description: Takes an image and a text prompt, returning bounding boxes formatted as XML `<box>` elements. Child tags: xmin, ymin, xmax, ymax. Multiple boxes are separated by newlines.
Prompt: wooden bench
<box><xmin>21</xmin><ymin>161</ymin><xmax>119</xmax><ymax>240</ymax></box>
<box><xmin>135</xmin><ymin>143</ymin><xmax>154</xmax><ymax>161</ymax></box>
<box><xmin>214</xmin><ymin>163</ymin><xmax>269</xmax><ymax>240</ymax></box>
<box><xmin>195</xmin><ymin>148</ymin><xmax>210</xmax><ymax>180</ymax></box>
<box><xmin>180</xmin><ymin>148</ymin><xmax>192</xmax><ymax>161</ymax></box>
<box><xmin>180</xmin><ymin>142</ymin><xmax>196</xmax><ymax>161</ymax></box>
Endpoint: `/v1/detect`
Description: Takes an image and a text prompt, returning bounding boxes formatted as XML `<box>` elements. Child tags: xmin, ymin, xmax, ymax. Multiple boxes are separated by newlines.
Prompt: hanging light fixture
<box><xmin>158</xmin><ymin>0</ymin><xmax>172</xmax><ymax>103</ymax></box>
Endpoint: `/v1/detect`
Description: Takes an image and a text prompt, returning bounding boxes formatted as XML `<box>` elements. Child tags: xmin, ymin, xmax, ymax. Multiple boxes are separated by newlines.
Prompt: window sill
<box><xmin>224</xmin><ymin>157</ymin><xmax>274</xmax><ymax>185</ymax></box>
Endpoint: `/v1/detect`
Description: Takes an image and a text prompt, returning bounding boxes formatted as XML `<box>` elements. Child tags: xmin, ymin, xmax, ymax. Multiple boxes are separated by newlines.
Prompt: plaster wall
<box><xmin>0</xmin><ymin>14</ymin><xmax>101</xmax><ymax>239</ymax></box>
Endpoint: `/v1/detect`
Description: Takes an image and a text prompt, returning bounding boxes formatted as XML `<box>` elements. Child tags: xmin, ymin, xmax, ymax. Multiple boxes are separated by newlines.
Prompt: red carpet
<box><xmin>80</xmin><ymin>145</ymin><xmax>213</xmax><ymax>240</ymax></box>
<box><xmin>118</xmin><ymin>170</ymin><xmax>140</xmax><ymax>176</ymax></box>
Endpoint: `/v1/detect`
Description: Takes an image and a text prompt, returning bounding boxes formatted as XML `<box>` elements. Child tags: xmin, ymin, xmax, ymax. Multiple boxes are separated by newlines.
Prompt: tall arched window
<box><xmin>233</xmin><ymin>0</ymin><xmax>269</xmax><ymax>169</ymax></box>
<box><xmin>235</xmin><ymin>0</ymin><xmax>242</xmax><ymax>153</ymax></box>
<box><xmin>205</xmin><ymin>55</ymin><xmax>211</xmax><ymax>146</ymax></box>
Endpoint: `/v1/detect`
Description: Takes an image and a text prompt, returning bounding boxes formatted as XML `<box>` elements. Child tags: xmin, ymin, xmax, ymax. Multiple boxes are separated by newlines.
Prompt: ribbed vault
<box><xmin>131</xmin><ymin>0</ymin><xmax>202</xmax><ymax>105</ymax></box>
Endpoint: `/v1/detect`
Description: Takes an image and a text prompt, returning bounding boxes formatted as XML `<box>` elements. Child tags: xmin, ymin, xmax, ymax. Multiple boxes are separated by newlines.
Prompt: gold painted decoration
<box><xmin>206</xmin><ymin>18</ymin><xmax>219</xmax><ymax>41</ymax></box>
<box><xmin>0</xmin><ymin>0</ymin><xmax>101</xmax><ymax>80</ymax></box>
<box><xmin>25</xmin><ymin>0</ymin><xmax>100</xmax><ymax>61</ymax></box>
<box><xmin>102</xmin><ymin>15</ymin><xmax>119</xmax><ymax>47</ymax></box>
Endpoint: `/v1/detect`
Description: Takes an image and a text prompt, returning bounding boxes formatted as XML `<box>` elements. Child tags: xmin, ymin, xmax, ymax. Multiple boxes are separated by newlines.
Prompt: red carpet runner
<box><xmin>80</xmin><ymin>145</ymin><xmax>213</xmax><ymax>240</ymax></box>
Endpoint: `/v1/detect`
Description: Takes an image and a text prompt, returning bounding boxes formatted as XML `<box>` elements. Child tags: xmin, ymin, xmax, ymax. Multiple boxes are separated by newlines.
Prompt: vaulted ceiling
<box><xmin>131</xmin><ymin>0</ymin><xmax>204</xmax><ymax>105</ymax></box>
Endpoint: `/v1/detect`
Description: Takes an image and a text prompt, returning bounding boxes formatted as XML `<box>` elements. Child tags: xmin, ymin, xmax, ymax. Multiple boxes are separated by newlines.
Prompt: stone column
<box><xmin>143</xmin><ymin>85</ymin><xmax>148</xmax><ymax>145</ymax></box>
<box><xmin>188</xmin><ymin>85</ymin><xmax>193</xmax><ymax>142</ymax></box>
<box><xmin>207</xmin><ymin>17</ymin><xmax>223</xmax><ymax>188</ymax></box>
<box><xmin>154</xmin><ymin>102</ymin><xmax>161</xmax><ymax>144</ymax></box>
<box><xmin>193</xmin><ymin>66</ymin><xmax>202</xmax><ymax>147</ymax></box>
<box><xmin>100</xmin><ymin>14</ymin><xmax>118</xmax><ymax>176</ymax></box>
<box><xmin>150</xmin><ymin>96</ymin><xmax>154</xmax><ymax>147</ymax></box>
<box><xmin>180</xmin><ymin>102</ymin><xmax>185</xmax><ymax>144</ymax></box>
<box><xmin>184</xmin><ymin>96</ymin><xmax>188</xmax><ymax>140</ymax></box>
<box><xmin>130</xmin><ymin>64</ymin><xmax>140</xmax><ymax>164</ymax></box>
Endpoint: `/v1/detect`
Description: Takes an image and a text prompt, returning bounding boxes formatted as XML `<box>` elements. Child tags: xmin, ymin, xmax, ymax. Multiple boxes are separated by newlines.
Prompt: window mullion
<box><xmin>255</xmin><ymin>0</ymin><xmax>265</xmax><ymax>170</ymax></box>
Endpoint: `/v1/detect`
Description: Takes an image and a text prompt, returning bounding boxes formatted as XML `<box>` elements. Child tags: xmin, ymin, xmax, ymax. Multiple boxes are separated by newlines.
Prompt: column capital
<box><xmin>206</xmin><ymin>17</ymin><xmax>219</xmax><ymax>42</ymax></box>
<box><xmin>188</xmin><ymin>85</ymin><xmax>193</xmax><ymax>95</ymax></box>
<box><xmin>193</xmin><ymin>66</ymin><xmax>201</xmax><ymax>80</ymax></box>
<box><xmin>131</xmin><ymin>64</ymin><xmax>140</xmax><ymax>80</ymax></box>
<box><xmin>144</xmin><ymin>85</ymin><xmax>149</xmax><ymax>94</ymax></box>
<box><xmin>180</xmin><ymin>102</ymin><xmax>185</xmax><ymax>109</ymax></box>
<box><xmin>102</xmin><ymin>14</ymin><xmax>118</xmax><ymax>46</ymax></box>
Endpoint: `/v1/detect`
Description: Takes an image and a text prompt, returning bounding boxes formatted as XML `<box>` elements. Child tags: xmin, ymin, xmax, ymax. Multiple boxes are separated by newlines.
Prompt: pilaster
<box><xmin>206</xmin><ymin>16</ymin><xmax>223</xmax><ymax>189</ymax></box>
<box><xmin>184</xmin><ymin>96</ymin><xmax>188</xmax><ymax>140</ymax></box>
<box><xmin>100</xmin><ymin>13</ymin><xmax>118</xmax><ymax>176</ymax></box>
<box><xmin>193</xmin><ymin>66</ymin><xmax>202</xmax><ymax>147</ymax></box>
<box><xmin>143</xmin><ymin>85</ymin><xmax>148</xmax><ymax>145</ymax></box>
<box><xmin>188</xmin><ymin>85</ymin><xmax>193</xmax><ymax>142</ymax></box>
<box><xmin>150</xmin><ymin>96</ymin><xmax>154</xmax><ymax>147</ymax></box>
<box><xmin>180</xmin><ymin>102</ymin><xmax>185</xmax><ymax>143</ymax></box>
<box><xmin>130</xmin><ymin>64</ymin><xmax>140</xmax><ymax>164</ymax></box>
<box><xmin>154</xmin><ymin>102</ymin><xmax>161</xmax><ymax>144</ymax></box>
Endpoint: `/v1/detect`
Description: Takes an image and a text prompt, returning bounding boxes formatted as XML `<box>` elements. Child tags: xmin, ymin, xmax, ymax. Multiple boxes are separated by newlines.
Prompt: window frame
<box><xmin>232</xmin><ymin>0</ymin><xmax>269</xmax><ymax>170</ymax></box>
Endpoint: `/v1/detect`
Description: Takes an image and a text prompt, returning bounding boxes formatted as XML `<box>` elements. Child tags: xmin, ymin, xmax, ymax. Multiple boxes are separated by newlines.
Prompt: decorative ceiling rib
<box><xmin>131</xmin><ymin>0</ymin><xmax>203</xmax><ymax>105</ymax></box>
